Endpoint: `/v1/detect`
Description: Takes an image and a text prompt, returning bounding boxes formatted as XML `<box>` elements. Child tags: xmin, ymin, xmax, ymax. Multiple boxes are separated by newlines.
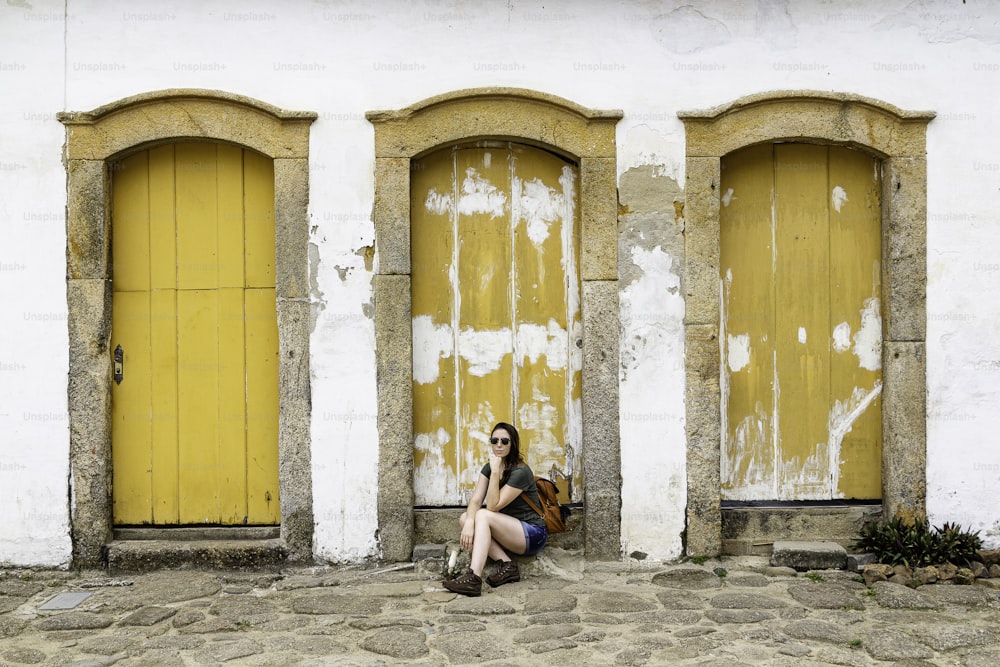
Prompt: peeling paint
<box><xmin>516</xmin><ymin>320</ymin><xmax>568</xmax><ymax>370</ymax></box>
<box><xmin>832</xmin><ymin>321</ymin><xmax>851</xmax><ymax>353</ymax></box>
<box><xmin>457</xmin><ymin>167</ymin><xmax>507</xmax><ymax>218</ymax></box>
<box><xmin>832</xmin><ymin>185</ymin><xmax>848</xmax><ymax>212</ymax></box>
<box><xmin>412</xmin><ymin>315</ymin><xmax>453</xmax><ymax>385</ymax></box>
<box><xmin>456</xmin><ymin>327</ymin><xmax>513</xmax><ymax>377</ymax></box>
<box><xmin>798</xmin><ymin>326</ymin><xmax>807</xmax><ymax>344</ymax></box>
<box><xmin>722</xmin><ymin>187</ymin><xmax>734</xmax><ymax>207</ymax></box>
<box><xmin>853</xmin><ymin>297</ymin><xmax>882</xmax><ymax>370</ymax></box>
<box><xmin>517</xmin><ymin>176</ymin><xmax>564</xmax><ymax>245</ymax></box>
<box><xmin>425</xmin><ymin>188</ymin><xmax>453</xmax><ymax>216</ymax></box>
<box><xmin>727</xmin><ymin>333</ymin><xmax>750</xmax><ymax>372</ymax></box>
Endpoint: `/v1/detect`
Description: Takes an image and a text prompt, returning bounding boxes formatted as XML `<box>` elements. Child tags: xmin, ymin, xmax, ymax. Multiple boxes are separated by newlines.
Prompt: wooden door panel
<box><xmin>412</xmin><ymin>144</ymin><xmax>581</xmax><ymax>505</ymax></box>
<box><xmin>721</xmin><ymin>143</ymin><xmax>882</xmax><ymax>501</ymax></box>
<box><xmin>112</xmin><ymin>143</ymin><xmax>279</xmax><ymax>525</ymax></box>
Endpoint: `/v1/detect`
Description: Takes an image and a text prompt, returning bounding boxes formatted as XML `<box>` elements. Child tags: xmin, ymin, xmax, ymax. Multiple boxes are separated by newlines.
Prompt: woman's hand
<box><xmin>459</xmin><ymin>522</ymin><xmax>474</xmax><ymax>552</ymax></box>
<box><xmin>488</xmin><ymin>452</ymin><xmax>503</xmax><ymax>474</ymax></box>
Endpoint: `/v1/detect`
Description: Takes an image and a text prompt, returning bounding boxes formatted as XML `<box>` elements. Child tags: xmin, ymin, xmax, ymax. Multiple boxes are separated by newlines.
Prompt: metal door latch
<box><xmin>113</xmin><ymin>344</ymin><xmax>124</xmax><ymax>385</ymax></box>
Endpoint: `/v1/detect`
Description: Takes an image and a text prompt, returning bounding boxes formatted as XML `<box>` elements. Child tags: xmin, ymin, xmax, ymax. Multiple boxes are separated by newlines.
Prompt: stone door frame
<box><xmin>59</xmin><ymin>89</ymin><xmax>317</xmax><ymax>566</ymax></box>
<box><xmin>678</xmin><ymin>91</ymin><xmax>935</xmax><ymax>555</ymax></box>
<box><xmin>367</xmin><ymin>88</ymin><xmax>623</xmax><ymax>561</ymax></box>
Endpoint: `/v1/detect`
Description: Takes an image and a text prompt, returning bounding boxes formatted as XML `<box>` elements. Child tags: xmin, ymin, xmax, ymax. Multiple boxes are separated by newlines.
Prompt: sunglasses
<box><xmin>489</xmin><ymin>437</ymin><xmax>511</xmax><ymax>445</ymax></box>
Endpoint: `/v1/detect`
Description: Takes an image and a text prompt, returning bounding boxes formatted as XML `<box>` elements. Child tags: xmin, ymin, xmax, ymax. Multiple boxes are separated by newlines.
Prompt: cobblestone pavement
<box><xmin>2</xmin><ymin>550</ymin><xmax>999</xmax><ymax>666</ymax></box>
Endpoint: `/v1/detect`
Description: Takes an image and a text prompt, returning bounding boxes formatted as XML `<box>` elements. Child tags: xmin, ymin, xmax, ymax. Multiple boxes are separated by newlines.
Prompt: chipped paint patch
<box><xmin>727</xmin><ymin>333</ymin><xmax>751</xmax><ymax>372</ymax></box>
<box><xmin>425</xmin><ymin>188</ymin><xmax>453</xmax><ymax>215</ymax></box>
<box><xmin>853</xmin><ymin>297</ymin><xmax>882</xmax><ymax>370</ymax></box>
<box><xmin>832</xmin><ymin>321</ymin><xmax>851</xmax><ymax>353</ymax></box>
<box><xmin>456</xmin><ymin>327</ymin><xmax>512</xmax><ymax>377</ymax></box>
<box><xmin>516</xmin><ymin>320</ymin><xmax>568</xmax><ymax>370</ymax></box>
<box><xmin>832</xmin><ymin>185</ymin><xmax>848</xmax><ymax>212</ymax></box>
<box><xmin>412</xmin><ymin>315</ymin><xmax>453</xmax><ymax>384</ymax></box>
<box><xmin>722</xmin><ymin>187</ymin><xmax>735</xmax><ymax>207</ymax></box>
<box><xmin>457</xmin><ymin>167</ymin><xmax>507</xmax><ymax>218</ymax></box>
<box><xmin>798</xmin><ymin>326</ymin><xmax>807</xmax><ymax>344</ymax></box>
<box><xmin>518</xmin><ymin>176</ymin><xmax>564</xmax><ymax>245</ymax></box>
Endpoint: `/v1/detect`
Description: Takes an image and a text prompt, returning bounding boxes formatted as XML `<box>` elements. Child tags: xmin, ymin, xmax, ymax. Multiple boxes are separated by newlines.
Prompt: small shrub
<box><xmin>805</xmin><ymin>572</ymin><xmax>824</xmax><ymax>582</ymax></box>
<box><xmin>855</xmin><ymin>517</ymin><xmax>982</xmax><ymax>568</ymax></box>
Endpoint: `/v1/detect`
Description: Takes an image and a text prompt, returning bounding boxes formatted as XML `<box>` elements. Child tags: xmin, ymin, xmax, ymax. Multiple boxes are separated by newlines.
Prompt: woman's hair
<box><xmin>491</xmin><ymin>421</ymin><xmax>523</xmax><ymax>486</ymax></box>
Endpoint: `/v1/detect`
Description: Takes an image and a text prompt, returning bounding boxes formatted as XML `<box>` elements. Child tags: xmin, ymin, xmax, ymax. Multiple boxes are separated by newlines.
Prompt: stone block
<box><xmin>770</xmin><ymin>541</ymin><xmax>847</xmax><ymax>571</ymax></box>
<box><xmin>847</xmin><ymin>552</ymin><xmax>878</xmax><ymax>572</ymax></box>
<box><xmin>411</xmin><ymin>544</ymin><xmax>447</xmax><ymax>561</ymax></box>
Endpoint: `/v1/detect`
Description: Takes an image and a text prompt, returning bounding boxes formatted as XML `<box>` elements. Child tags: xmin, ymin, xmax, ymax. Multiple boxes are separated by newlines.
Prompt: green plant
<box><xmin>805</xmin><ymin>572</ymin><xmax>824</xmax><ymax>582</ymax></box>
<box><xmin>849</xmin><ymin>639</ymin><xmax>862</xmax><ymax>648</ymax></box>
<box><xmin>689</xmin><ymin>556</ymin><xmax>708</xmax><ymax>565</ymax></box>
<box><xmin>855</xmin><ymin>517</ymin><xmax>982</xmax><ymax>568</ymax></box>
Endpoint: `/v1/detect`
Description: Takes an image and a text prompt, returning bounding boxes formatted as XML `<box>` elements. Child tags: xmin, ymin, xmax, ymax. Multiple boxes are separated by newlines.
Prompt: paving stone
<box><xmin>787</xmin><ymin>582</ymin><xmax>865</xmax><ymax>609</ymax></box>
<box><xmin>651</xmin><ymin>567</ymin><xmax>724</xmax><ymax>590</ymax></box>
<box><xmin>442</xmin><ymin>596</ymin><xmax>516</xmax><ymax>615</ymax></box>
<box><xmin>118</xmin><ymin>605</ymin><xmax>176</xmax><ymax>626</ymax></box>
<box><xmin>2</xmin><ymin>647</ymin><xmax>47</xmax><ymax>664</ymax></box>
<box><xmin>783</xmin><ymin>619</ymin><xmax>853</xmax><ymax>645</ymax></box>
<box><xmin>0</xmin><ymin>596</ymin><xmax>25</xmax><ymax>613</ymax></box>
<box><xmin>777</xmin><ymin>642</ymin><xmax>812</xmax><ymax>657</ymax></box>
<box><xmin>35</xmin><ymin>612</ymin><xmax>114</xmax><ymax>631</ymax></box>
<box><xmin>112</xmin><ymin>572</ymin><xmax>221</xmax><ymax>609</ymax></box>
<box><xmin>622</xmin><ymin>610</ymin><xmax>700</xmax><ymax>626</ymax></box>
<box><xmin>141</xmin><ymin>635</ymin><xmax>207</xmax><ymax>650</ymax></box>
<box><xmin>0</xmin><ymin>580</ymin><xmax>45</xmax><ymax>597</ymax></box>
<box><xmin>871</xmin><ymin>581</ymin><xmax>938</xmax><ymax>609</ymax></box>
<box><xmin>861</xmin><ymin>628</ymin><xmax>934</xmax><ymax>660</ymax></box>
<box><xmin>350</xmin><ymin>581</ymin><xmax>425</xmax><ymax>597</ymax></box>
<box><xmin>525</xmin><ymin>611</ymin><xmax>580</xmax><ymax>625</ymax></box>
<box><xmin>433</xmin><ymin>633</ymin><xmax>512</xmax><ymax>662</ymax></box>
<box><xmin>654</xmin><ymin>589</ymin><xmax>705</xmax><ymax>609</ymax></box>
<box><xmin>724</xmin><ymin>572</ymin><xmax>770</xmax><ymax>587</ymax></box>
<box><xmin>522</xmin><ymin>591</ymin><xmax>577</xmax><ymax>613</ymax></box>
<box><xmin>708</xmin><ymin>592</ymin><xmax>787</xmax><ymax>609</ymax></box>
<box><xmin>918</xmin><ymin>624</ymin><xmax>998</xmax><ymax>652</ymax></box>
<box><xmin>514</xmin><ymin>623</ymin><xmax>581</xmax><ymax>643</ymax></box>
<box><xmin>921</xmin><ymin>584</ymin><xmax>997</xmax><ymax>607</ymax></box>
<box><xmin>0</xmin><ymin>615</ymin><xmax>28</xmax><ymax>637</ymax></box>
<box><xmin>703</xmin><ymin>609</ymin><xmax>775</xmax><ymax>624</ymax></box>
<box><xmin>170</xmin><ymin>609</ymin><xmax>205</xmax><ymax>627</ymax></box>
<box><xmin>528</xmin><ymin>638</ymin><xmax>578</xmax><ymax>654</ymax></box>
<box><xmin>291</xmin><ymin>592</ymin><xmax>385</xmax><ymax>616</ymax></box>
<box><xmin>673</xmin><ymin>626</ymin><xmax>717</xmax><ymax>638</ymax></box>
<box><xmin>359</xmin><ymin>625</ymin><xmax>429</xmax><ymax>659</ymax></box>
<box><xmin>587</xmin><ymin>591</ymin><xmax>657</xmax><ymax>613</ymax></box>
<box><xmin>192</xmin><ymin>638</ymin><xmax>262</xmax><ymax>663</ymax></box>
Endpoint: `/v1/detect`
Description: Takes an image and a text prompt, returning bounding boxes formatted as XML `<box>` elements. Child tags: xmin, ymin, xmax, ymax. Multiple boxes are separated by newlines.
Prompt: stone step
<box><xmin>105</xmin><ymin>538</ymin><xmax>287</xmax><ymax>574</ymax></box>
<box><xmin>770</xmin><ymin>540</ymin><xmax>847</xmax><ymax>571</ymax></box>
<box><xmin>114</xmin><ymin>526</ymin><xmax>280</xmax><ymax>541</ymax></box>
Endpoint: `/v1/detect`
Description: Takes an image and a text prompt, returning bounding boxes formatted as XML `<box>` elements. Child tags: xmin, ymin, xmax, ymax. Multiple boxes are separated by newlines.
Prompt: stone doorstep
<box><xmin>105</xmin><ymin>538</ymin><xmax>287</xmax><ymax>575</ymax></box>
<box><xmin>770</xmin><ymin>541</ymin><xmax>848</xmax><ymax>572</ymax></box>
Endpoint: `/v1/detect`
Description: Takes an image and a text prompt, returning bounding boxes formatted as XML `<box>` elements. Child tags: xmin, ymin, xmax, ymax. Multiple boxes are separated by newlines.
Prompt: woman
<box><xmin>443</xmin><ymin>422</ymin><xmax>547</xmax><ymax>596</ymax></box>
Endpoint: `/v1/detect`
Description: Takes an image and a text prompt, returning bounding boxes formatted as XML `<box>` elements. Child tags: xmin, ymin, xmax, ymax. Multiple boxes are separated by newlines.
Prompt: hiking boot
<box><xmin>486</xmin><ymin>559</ymin><xmax>520</xmax><ymax>588</ymax></box>
<box><xmin>443</xmin><ymin>569</ymin><xmax>482</xmax><ymax>597</ymax></box>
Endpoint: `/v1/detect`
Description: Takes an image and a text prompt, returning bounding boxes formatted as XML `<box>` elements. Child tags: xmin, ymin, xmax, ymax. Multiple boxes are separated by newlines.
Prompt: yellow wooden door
<box><xmin>411</xmin><ymin>143</ymin><xmax>581</xmax><ymax>506</ymax></box>
<box><xmin>110</xmin><ymin>142</ymin><xmax>280</xmax><ymax>525</ymax></box>
<box><xmin>720</xmin><ymin>143</ymin><xmax>882</xmax><ymax>501</ymax></box>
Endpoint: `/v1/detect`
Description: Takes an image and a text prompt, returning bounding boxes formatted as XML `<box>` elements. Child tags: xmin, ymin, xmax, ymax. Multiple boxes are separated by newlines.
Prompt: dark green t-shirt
<box><xmin>479</xmin><ymin>463</ymin><xmax>546</xmax><ymax>528</ymax></box>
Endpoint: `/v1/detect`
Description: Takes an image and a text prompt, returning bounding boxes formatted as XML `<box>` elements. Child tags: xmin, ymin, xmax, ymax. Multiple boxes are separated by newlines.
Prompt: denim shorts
<box><xmin>521</xmin><ymin>521</ymin><xmax>548</xmax><ymax>555</ymax></box>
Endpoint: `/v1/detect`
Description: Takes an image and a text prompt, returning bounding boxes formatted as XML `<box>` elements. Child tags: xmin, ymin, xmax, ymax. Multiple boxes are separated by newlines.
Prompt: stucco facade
<box><xmin>1</xmin><ymin>0</ymin><xmax>998</xmax><ymax>567</ymax></box>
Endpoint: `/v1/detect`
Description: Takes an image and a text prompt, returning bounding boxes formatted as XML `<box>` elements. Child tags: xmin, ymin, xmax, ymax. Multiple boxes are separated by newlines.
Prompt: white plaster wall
<box><xmin>0</xmin><ymin>0</ymin><xmax>72</xmax><ymax>566</ymax></box>
<box><xmin>3</xmin><ymin>0</ymin><xmax>1000</xmax><ymax>564</ymax></box>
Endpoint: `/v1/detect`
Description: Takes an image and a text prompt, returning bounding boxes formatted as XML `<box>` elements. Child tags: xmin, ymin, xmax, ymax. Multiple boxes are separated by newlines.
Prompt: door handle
<box><xmin>114</xmin><ymin>344</ymin><xmax>124</xmax><ymax>385</ymax></box>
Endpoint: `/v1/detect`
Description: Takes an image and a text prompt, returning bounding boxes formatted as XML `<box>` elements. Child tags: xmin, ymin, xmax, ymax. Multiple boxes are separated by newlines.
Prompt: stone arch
<box><xmin>678</xmin><ymin>91</ymin><xmax>935</xmax><ymax>555</ymax></box>
<box><xmin>367</xmin><ymin>88</ymin><xmax>623</xmax><ymax>560</ymax></box>
<box><xmin>59</xmin><ymin>89</ymin><xmax>317</xmax><ymax>566</ymax></box>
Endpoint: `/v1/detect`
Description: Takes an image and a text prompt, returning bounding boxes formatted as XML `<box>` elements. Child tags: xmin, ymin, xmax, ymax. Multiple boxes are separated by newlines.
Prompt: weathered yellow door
<box><xmin>411</xmin><ymin>143</ymin><xmax>581</xmax><ymax>506</ymax></box>
<box><xmin>720</xmin><ymin>143</ymin><xmax>882</xmax><ymax>500</ymax></box>
<box><xmin>110</xmin><ymin>142</ymin><xmax>280</xmax><ymax>525</ymax></box>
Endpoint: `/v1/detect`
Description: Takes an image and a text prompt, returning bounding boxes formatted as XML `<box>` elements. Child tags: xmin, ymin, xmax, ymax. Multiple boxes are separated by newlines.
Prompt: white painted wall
<box><xmin>2</xmin><ymin>0</ymin><xmax>1000</xmax><ymax>565</ymax></box>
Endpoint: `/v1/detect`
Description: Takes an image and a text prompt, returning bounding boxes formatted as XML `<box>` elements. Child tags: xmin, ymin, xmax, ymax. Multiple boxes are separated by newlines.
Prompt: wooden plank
<box><xmin>110</xmin><ymin>291</ymin><xmax>152</xmax><ymax>523</ymax></box>
<box><xmin>217</xmin><ymin>144</ymin><xmax>245</xmax><ymax>289</ymax></box>
<box><xmin>218</xmin><ymin>287</ymin><xmax>248</xmax><ymax>523</ymax></box>
<box><xmin>774</xmin><ymin>144</ymin><xmax>832</xmax><ymax>499</ymax></box>
<box><xmin>828</xmin><ymin>147</ymin><xmax>882</xmax><ymax>499</ymax></box>
<box><xmin>148</xmin><ymin>145</ymin><xmax>176</xmax><ymax>290</ymax></box>
<box><xmin>719</xmin><ymin>143</ymin><xmax>777</xmax><ymax>500</ymax></box>
<box><xmin>111</xmin><ymin>151</ymin><xmax>150</xmax><ymax>292</ymax></box>
<box><xmin>149</xmin><ymin>288</ymin><xmax>179</xmax><ymax>523</ymax></box>
<box><xmin>455</xmin><ymin>146</ymin><xmax>513</xmax><ymax>503</ymax></box>
<box><xmin>177</xmin><ymin>289</ymin><xmax>220</xmax><ymax>523</ymax></box>
<box><xmin>245</xmin><ymin>288</ymin><xmax>280</xmax><ymax>523</ymax></box>
<box><xmin>176</xmin><ymin>143</ymin><xmax>219</xmax><ymax>291</ymax></box>
<box><xmin>511</xmin><ymin>144</ymin><xmax>575</xmax><ymax>497</ymax></box>
<box><xmin>411</xmin><ymin>148</ymin><xmax>461</xmax><ymax>505</ymax></box>
<box><xmin>244</xmin><ymin>149</ymin><xmax>275</xmax><ymax>288</ymax></box>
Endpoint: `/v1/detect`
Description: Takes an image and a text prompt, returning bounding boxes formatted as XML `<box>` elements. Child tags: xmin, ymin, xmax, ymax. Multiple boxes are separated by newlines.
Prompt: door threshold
<box><xmin>113</xmin><ymin>526</ymin><xmax>280</xmax><ymax>541</ymax></box>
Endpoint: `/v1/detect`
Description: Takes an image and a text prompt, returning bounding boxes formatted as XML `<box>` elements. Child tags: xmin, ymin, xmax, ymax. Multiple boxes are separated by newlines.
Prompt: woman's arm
<box><xmin>484</xmin><ymin>461</ymin><xmax>526</xmax><ymax>511</ymax></box>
